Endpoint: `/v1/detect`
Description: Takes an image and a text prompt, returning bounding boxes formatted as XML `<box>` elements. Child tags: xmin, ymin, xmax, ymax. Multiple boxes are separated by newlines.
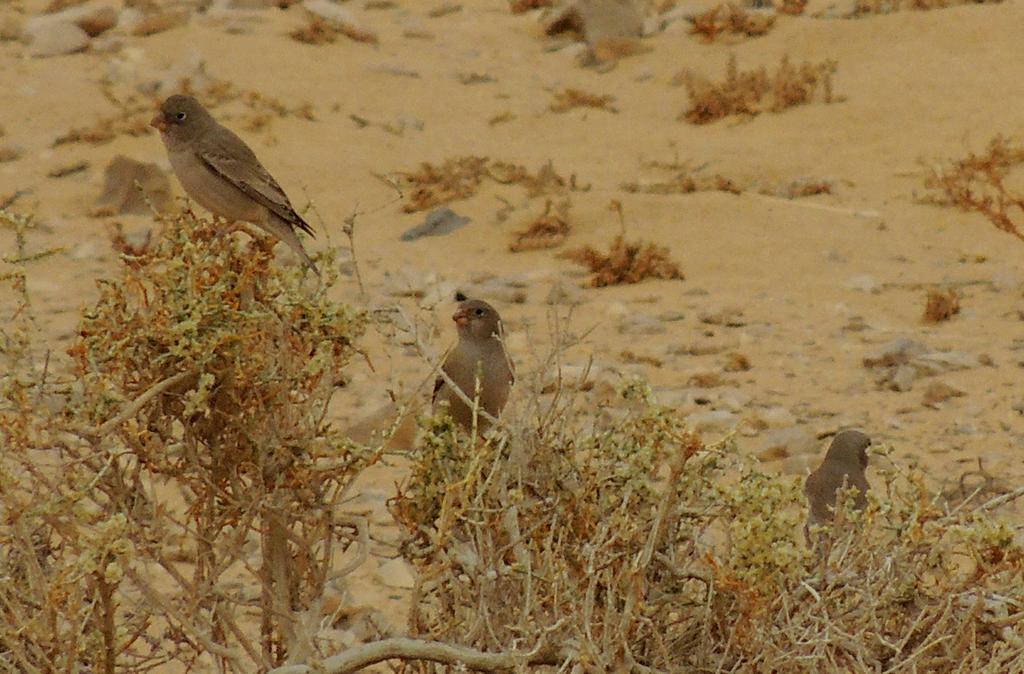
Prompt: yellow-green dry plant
<box><xmin>1</xmin><ymin>208</ymin><xmax>373</xmax><ymax>672</ymax></box>
<box><xmin>393</xmin><ymin>373</ymin><xmax>1024</xmax><ymax>672</ymax></box>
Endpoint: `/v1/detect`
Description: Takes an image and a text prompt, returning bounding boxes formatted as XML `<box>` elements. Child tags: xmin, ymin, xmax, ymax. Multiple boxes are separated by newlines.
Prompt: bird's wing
<box><xmin>198</xmin><ymin>131</ymin><xmax>315</xmax><ymax>237</ymax></box>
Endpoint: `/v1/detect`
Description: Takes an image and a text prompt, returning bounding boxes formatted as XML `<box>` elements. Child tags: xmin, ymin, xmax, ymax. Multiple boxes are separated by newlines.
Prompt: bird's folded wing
<box><xmin>199</xmin><ymin>146</ymin><xmax>315</xmax><ymax>237</ymax></box>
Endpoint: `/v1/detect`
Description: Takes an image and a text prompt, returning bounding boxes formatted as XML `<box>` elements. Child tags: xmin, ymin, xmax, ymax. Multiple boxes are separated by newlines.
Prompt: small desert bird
<box><xmin>150</xmin><ymin>94</ymin><xmax>318</xmax><ymax>272</ymax></box>
<box><xmin>804</xmin><ymin>430</ymin><xmax>872</xmax><ymax>536</ymax></box>
<box><xmin>432</xmin><ymin>298</ymin><xmax>514</xmax><ymax>432</ymax></box>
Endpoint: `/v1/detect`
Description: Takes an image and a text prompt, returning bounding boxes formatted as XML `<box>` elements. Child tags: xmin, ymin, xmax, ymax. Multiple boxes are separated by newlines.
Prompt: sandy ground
<box><xmin>2</xmin><ymin>0</ymin><xmax>1024</xmax><ymax>659</ymax></box>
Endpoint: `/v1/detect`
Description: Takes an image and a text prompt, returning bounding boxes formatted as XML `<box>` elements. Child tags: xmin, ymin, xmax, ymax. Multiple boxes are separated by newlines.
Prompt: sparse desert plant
<box><xmin>1</xmin><ymin>208</ymin><xmax>374</xmax><ymax>671</ymax></box>
<box><xmin>393</xmin><ymin>157</ymin><xmax>582</xmax><ymax>212</ymax></box>
<box><xmin>688</xmin><ymin>3</ymin><xmax>776</xmax><ymax>42</ymax></box>
<box><xmin>549</xmin><ymin>87</ymin><xmax>618</xmax><ymax>113</ymax></box>
<box><xmin>922</xmin><ymin>135</ymin><xmax>1024</xmax><ymax>241</ymax></box>
<box><xmin>392</xmin><ymin>377</ymin><xmax>1024</xmax><ymax>672</ymax></box>
<box><xmin>680</xmin><ymin>54</ymin><xmax>839</xmax><ymax>124</ymax></box>
<box><xmin>509</xmin><ymin>0</ymin><xmax>553</xmax><ymax>11</ymax></box>
<box><xmin>561</xmin><ymin>233</ymin><xmax>685</xmax><ymax>287</ymax></box>
<box><xmin>509</xmin><ymin>198</ymin><xmax>572</xmax><ymax>252</ymax></box>
<box><xmin>924</xmin><ymin>287</ymin><xmax>961</xmax><ymax>323</ymax></box>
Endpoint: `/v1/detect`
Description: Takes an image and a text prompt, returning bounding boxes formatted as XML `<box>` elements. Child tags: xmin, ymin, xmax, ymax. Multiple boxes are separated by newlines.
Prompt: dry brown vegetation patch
<box><xmin>689</xmin><ymin>3</ymin><xmax>776</xmax><ymax>42</ymax></box>
<box><xmin>924</xmin><ymin>287</ymin><xmax>961</xmax><ymax>323</ymax></box>
<box><xmin>509</xmin><ymin>199</ymin><xmax>572</xmax><ymax>252</ymax></box>
<box><xmin>922</xmin><ymin>135</ymin><xmax>1024</xmax><ymax>241</ymax></box>
<box><xmin>549</xmin><ymin>87</ymin><xmax>619</xmax><ymax>113</ymax></box>
<box><xmin>509</xmin><ymin>0</ymin><xmax>554</xmax><ymax>11</ymax></box>
<box><xmin>679</xmin><ymin>54</ymin><xmax>839</xmax><ymax>125</ymax></box>
<box><xmin>561</xmin><ymin>234</ymin><xmax>684</xmax><ymax>287</ymax></box>
<box><xmin>394</xmin><ymin>156</ymin><xmax>581</xmax><ymax>212</ymax></box>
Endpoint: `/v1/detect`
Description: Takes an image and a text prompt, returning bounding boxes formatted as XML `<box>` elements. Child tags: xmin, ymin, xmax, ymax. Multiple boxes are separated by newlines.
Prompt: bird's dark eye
<box><xmin>176</xmin><ymin>112</ymin><xmax>187</xmax><ymax>121</ymax></box>
<box><xmin>474</xmin><ymin>308</ymin><xmax>485</xmax><ymax>316</ymax></box>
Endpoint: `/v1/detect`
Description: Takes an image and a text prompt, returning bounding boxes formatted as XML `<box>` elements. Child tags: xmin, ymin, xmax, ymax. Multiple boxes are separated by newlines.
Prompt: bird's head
<box><xmin>824</xmin><ymin>429</ymin><xmax>871</xmax><ymax>470</ymax></box>
<box><xmin>452</xmin><ymin>299</ymin><xmax>503</xmax><ymax>343</ymax></box>
<box><xmin>150</xmin><ymin>95</ymin><xmax>213</xmax><ymax>144</ymax></box>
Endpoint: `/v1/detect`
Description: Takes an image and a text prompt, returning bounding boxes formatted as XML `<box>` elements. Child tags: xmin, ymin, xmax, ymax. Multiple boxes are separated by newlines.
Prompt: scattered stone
<box><xmin>617</xmin><ymin>313</ymin><xmax>666</xmax><ymax>336</ymax></box>
<box><xmin>686</xmin><ymin>409</ymin><xmax>737</xmax><ymax>434</ymax></box>
<box><xmin>0</xmin><ymin>145</ymin><xmax>24</xmax><ymax>163</ymax></box>
<box><xmin>401</xmin><ymin>207</ymin><xmax>470</xmax><ymax>240</ymax></box>
<box><xmin>545</xmin><ymin>279</ymin><xmax>584</xmax><ymax>305</ymax></box>
<box><xmin>667</xmin><ymin>338</ymin><xmax>734</xmax><ymax>356</ymax></box>
<box><xmin>862</xmin><ymin>338</ymin><xmax>928</xmax><ymax>369</ymax></box>
<box><xmin>91</xmin><ymin>155</ymin><xmax>173</xmax><ymax>216</ymax></box>
<box><xmin>461</xmin><ymin>276</ymin><xmax>528</xmax><ymax>305</ymax></box>
<box><xmin>48</xmin><ymin>160</ymin><xmax>89</xmax><ymax>178</ymax></box>
<box><xmin>699</xmin><ymin>305</ymin><xmax>745</xmax><ymax>327</ymax></box>
<box><xmin>375</xmin><ymin>558</ymin><xmax>415</xmax><ymax>589</ymax></box>
<box><xmin>0</xmin><ymin>17</ymin><xmax>22</xmax><ymax>41</ymax></box>
<box><xmin>756</xmin><ymin>425</ymin><xmax>817</xmax><ymax>461</ymax></box>
<box><xmin>74</xmin><ymin>5</ymin><xmax>117</xmax><ymax>35</ymax></box>
<box><xmin>863</xmin><ymin>338</ymin><xmax>981</xmax><ymax>391</ymax></box>
<box><xmin>27</xmin><ymin>21</ymin><xmax>90</xmax><ymax>57</ymax></box>
<box><xmin>545</xmin><ymin>0</ymin><xmax>644</xmax><ymax>63</ymax></box>
<box><xmin>428</xmin><ymin>2</ymin><xmax>462</xmax><ymax>17</ymax></box>
<box><xmin>922</xmin><ymin>381</ymin><xmax>965</xmax><ymax>408</ymax></box>
<box><xmin>758</xmin><ymin>406</ymin><xmax>796</xmax><ymax>428</ymax></box>
<box><xmin>845</xmin><ymin>274</ymin><xmax>879</xmax><ymax>293</ymax></box>
<box><xmin>716</xmin><ymin>388</ymin><xmax>751</xmax><ymax>412</ymax></box>
<box><xmin>128</xmin><ymin>8</ymin><xmax>190</xmax><ymax>36</ymax></box>
<box><xmin>303</xmin><ymin>0</ymin><xmax>377</xmax><ymax>42</ymax></box>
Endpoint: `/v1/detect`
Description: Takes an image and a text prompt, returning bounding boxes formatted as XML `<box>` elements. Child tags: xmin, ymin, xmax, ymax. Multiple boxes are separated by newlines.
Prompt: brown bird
<box><xmin>432</xmin><ymin>298</ymin><xmax>514</xmax><ymax>432</ymax></box>
<box><xmin>150</xmin><ymin>94</ymin><xmax>318</xmax><ymax>273</ymax></box>
<box><xmin>804</xmin><ymin>430</ymin><xmax>872</xmax><ymax>537</ymax></box>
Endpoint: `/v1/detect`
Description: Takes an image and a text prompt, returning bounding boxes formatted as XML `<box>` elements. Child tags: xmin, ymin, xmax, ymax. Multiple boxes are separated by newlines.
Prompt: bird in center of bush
<box><xmin>432</xmin><ymin>298</ymin><xmax>514</xmax><ymax>432</ymax></box>
<box><xmin>150</xmin><ymin>94</ymin><xmax>318</xmax><ymax>273</ymax></box>
<box><xmin>804</xmin><ymin>429</ymin><xmax>872</xmax><ymax>540</ymax></box>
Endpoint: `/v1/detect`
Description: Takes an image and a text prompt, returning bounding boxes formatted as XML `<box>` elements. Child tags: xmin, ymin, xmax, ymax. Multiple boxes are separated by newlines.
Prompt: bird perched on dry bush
<box><xmin>151</xmin><ymin>94</ymin><xmax>319</xmax><ymax>273</ymax></box>
<box><xmin>432</xmin><ymin>298</ymin><xmax>514</xmax><ymax>432</ymax></box>
<box><xmin>804</xmin><ymin>429</ymin><xmax>871</xmax><ymax>539</ymax></box>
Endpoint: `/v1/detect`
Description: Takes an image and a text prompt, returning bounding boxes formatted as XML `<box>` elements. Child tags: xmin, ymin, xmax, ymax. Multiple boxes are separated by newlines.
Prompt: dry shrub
<box><xmin>689</xmin><ymin>3</ymin><xmax>776</xmax><ymax>42</ymax></box>
<box><xmin>55</xmin><ymin>77</ymin><xmax>315</xmax><ymax>147</ymax></box>
<box><xmin>622</xmin><ymin>164</ymin><xmax>742</xmax><ymax>195</ymax></box>
<box><xmin>561</xmin><ymin>234</ymin><xmax>684</xmax><ymax>287</ymax></box>
<box><xmin>1</xmin><ymin>209</ymin><xmax>373</xmax><ymax>671</ymax></box>
<box><xmin>509</xmin><ymin>0</ymin><xmax>553</xmax><ymax>11</ymax></box>
<box><xmin>776</xmin><ymin>0</ymin><xmax>809</xmax><ymax>14</ymax></box>
<box><xmin>922</xmin><ymin>135</ymin><xmax>1024</xmax><ymax>241</ymax></box>
<box><xmin>549</xmin><ymin>87</ymin><xmax>618</xmax><ymax>113</ymax></box>
<box><xmin>509</xmin><ymin>199</ymin><xmax>572</xmax><ymax>252</ymax></box>
<box><xmin>395</xmin><ymin>157</ymin><xmax>581</xmax><ymax>212</ymax></box>
<box><xmin>393</xmin><ymin>381</ymin><xmax>1024</xmax><ymax>672</ymax></box>
<box><xmin>924</xmin><ymin>287</ymin><xmax>961</xmax><ymax>323</ymax></box>
<box><xmin>289</xmin><ymin>16</ymin><xmax>340</xmax><ymax>44</ymax></box>
<box><xmin>680</xmin><ymin>54</ymin><xmax>838</xmax><ymax>124</ymax></box>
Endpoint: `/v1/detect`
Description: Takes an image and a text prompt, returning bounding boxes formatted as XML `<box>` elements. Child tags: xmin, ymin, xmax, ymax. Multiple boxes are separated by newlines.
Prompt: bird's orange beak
<box><xmin>453</xmin><ymin>309</ymin><xmax>469</xmax><ymax>327</ymax></box>
<box><xmin>150</xmin><ymin>112</ymin><xmax>167</xmax><ymax>132</ymax></box>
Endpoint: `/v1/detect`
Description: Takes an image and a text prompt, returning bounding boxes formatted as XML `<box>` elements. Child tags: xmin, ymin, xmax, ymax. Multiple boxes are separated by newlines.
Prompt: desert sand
<box><xmin>2</xmin><ymin>0</ymin><xmax>1024</xmax><ymax>662</ymax></box>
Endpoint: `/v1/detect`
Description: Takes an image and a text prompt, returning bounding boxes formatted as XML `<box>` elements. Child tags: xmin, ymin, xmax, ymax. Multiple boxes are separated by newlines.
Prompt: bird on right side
<box><xmin>432</xmin><ymin>298</ymin><xmax>514</xmax><ymax>433</ymax></box>
<box><xmin>804</xmin><ymin>429</ymin><xmax>872</xmax><ymax>538</ymax></box>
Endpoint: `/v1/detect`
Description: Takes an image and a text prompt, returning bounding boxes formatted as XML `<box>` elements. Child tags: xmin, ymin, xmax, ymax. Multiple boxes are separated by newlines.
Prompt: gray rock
<box><xmin>618</xmin><ymin>313</ymin><xmax>666</xmax><ymax>336</ymax></box>
<box><xmin>757</xmin><ymin>426</ymin><xmax>818</xmax><ymax>460</ymax></box>
<box><xmin>401</xmin><ymin>207</ymin><xmax>470</xmax><ymax>240</ymax></box>
<box><xmin>686</xmin><ymin>409</ymin><xmax>737</xmax><ymax>434</ymax></box>
<box><xmin>91</xmin><ymin>155</ymin><xmax>173</xmax><ymax>216</ymax></box>
<box><xmin>25</xmin><ymin>5</ymin><xmax>117</xmax><ymax>38</ymax></box>
<box><xmin>27</xmin><ymin>21</ymin><xmax>89</xmax><ymax>57</ymax></box>
<box><xmin>375</xmin><ymin>558</ymin><xmax>415</xmax><ymax>589</ymax></box>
